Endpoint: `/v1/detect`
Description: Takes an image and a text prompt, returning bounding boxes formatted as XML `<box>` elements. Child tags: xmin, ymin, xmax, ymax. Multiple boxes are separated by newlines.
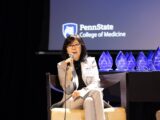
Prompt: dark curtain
<box><xmin>1</xmin><ymin>0</ymin><xmax>49</xmax><ymax>120</ymax></box>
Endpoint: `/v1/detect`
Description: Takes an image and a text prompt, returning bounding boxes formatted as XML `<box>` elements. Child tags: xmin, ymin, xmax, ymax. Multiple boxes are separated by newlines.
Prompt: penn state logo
<box><xmin>62</xmin><ymin>23</ymin><xmax>78</xmax><ymax>38</ymax></box>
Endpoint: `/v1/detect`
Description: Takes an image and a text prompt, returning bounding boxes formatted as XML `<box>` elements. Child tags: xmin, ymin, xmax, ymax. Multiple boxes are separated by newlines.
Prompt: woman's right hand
<box><xmin>65</xmin><ymin>57</ymin><xmax>73</xmax><ymax>66</ymax></box>
<box><xmin>64</xmin><ymin>57</ymin><xmax>74</xmax><ymax>81</ymax></box>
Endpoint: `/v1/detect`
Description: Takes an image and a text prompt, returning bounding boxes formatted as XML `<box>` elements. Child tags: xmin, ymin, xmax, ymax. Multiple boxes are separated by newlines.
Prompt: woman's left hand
<box><xmin>72</xmin><ymin>90</ymin><xmax>80</xmax><ymax>100</ymax></box>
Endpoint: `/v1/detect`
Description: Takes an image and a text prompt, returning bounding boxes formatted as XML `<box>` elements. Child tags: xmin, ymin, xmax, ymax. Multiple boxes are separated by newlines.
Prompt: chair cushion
<box><xmin>51</xmin><ymin>107</ymin><xmax>126</xmax><ymax>120</ymax></box>
<box><xmin>51</xmin><ymin>108</ymin><xmax>84</xmax><ymax>120</ymax></box>
<box><xmin>104</xmin><ymin>107</ymin><xmax>126</xmax><ymax>120</ymax></box>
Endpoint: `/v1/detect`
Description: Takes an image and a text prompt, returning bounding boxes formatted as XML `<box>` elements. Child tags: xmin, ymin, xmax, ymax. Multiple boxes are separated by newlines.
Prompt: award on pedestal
<box><xmin>127</xmin><ymin>52</ymin><xmax>136</xmax><ymax>71</ymax></box>
<box><xmin>136</xmin><ymin>51</ymin><xmax>148</xmax><ymax>71</ymax></box>
<box><xmin>147</xmin><ymin>50</ymin><xmax>156</xmax><ymax>71</ymax></box>
<box><xmin>115</xmin><ymin>51</ymin><xmax>128</xmax><ymax>71</ymax></box>
<box><xmin>153</xmin><ymin>47</ymin><xmax>160</xmax><ymax>71</ymax></box>
<box><xmin>98</xmin><ymin>51</ymin><xmax>113</xmax><ymax>71</ymax></box>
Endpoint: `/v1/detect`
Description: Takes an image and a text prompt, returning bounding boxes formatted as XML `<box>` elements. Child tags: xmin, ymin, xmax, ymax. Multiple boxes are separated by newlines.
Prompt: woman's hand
<box><xmin>64</xmin><ymin>57</ymin><xmax>74</xmax><ymax>81</ymax></box>
<box><xmin>72</xmin><ymin>90</ymin><xmax>80</xmax><ymax>100</ymax></box>
<box><xmin>65</xmin><ymin>54</ymin><xmax>74</xmax><ymax>66</ymax></box>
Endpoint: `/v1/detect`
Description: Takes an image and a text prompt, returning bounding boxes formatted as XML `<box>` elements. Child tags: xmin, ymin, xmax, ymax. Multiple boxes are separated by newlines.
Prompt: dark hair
<box><xmin>62</xmin><ymin>35</ymin><xmax>87</xmax><ymax>62</ymax></box>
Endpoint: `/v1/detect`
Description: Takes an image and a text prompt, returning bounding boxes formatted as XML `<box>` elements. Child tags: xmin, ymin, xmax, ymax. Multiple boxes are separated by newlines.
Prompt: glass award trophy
<box><xmin>153</xmin><ymin>47</ymin><xmax>160</xmax><ymax>71</ymax></box>
<box><xmin>98</xmin><ymin>51</ymin><xmax>113</xmax><ymax>71</ymax></box>
<box><xmin>147</xmin><ymin>50</ymin><xmax>156</xmax><ymax>71</ymax></box>
<box><xmin>115</xmin><ymin>51</ymin><xmax>128</xmax><ymax>71</ymax></box>
<box><xmin>125</xmin><ymin>52</ymin><xmax>129</xmax><ymax>59</ymax></box>
<box><xmin>127</xmin><ymin>52</ymin><xmax>136</xmax><ymax>71</ymax></box>
<box><xmin>136</xmin><ymin>51</ymin><xmax>148</xmax><ymax>71</ymax></box>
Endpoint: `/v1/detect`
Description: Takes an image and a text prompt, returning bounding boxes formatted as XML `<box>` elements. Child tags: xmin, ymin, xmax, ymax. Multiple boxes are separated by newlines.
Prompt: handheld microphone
<box><xmin>69</xmin><ymin>54</ymin><xmax>74</xmax><ymax>59</ymax></box>
<box><xmin>67</xmin><ymin>54</ymin><xmax>74</xmax><ymax>66</ymax></box>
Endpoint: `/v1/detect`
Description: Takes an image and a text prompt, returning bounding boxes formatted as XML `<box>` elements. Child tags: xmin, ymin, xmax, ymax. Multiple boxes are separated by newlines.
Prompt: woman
<box><xmin>55</xmin><ymin>35</ymin><xmax>106</xmax><ymax>120</ymax></box>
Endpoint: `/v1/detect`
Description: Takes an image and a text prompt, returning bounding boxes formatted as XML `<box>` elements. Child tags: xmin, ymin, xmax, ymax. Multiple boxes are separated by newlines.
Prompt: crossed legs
<box><xmin>64</xmin><ymin>89</ymin><xmax>105</xmax><ymax>120</ymax></box>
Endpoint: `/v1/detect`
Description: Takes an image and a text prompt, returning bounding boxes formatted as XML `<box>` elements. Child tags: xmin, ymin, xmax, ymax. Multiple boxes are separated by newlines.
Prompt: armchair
<box><xmin>46</xmin><ymin>72</ymin><xmax>127</xmax><ymax>120</ymax></box>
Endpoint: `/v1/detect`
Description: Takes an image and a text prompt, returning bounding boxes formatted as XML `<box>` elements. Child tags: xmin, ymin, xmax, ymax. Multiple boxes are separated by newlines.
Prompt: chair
<box><xmin>46</xmin><ymin>72</ymin><xmax>127</xmax><ymax>120</ymax></box>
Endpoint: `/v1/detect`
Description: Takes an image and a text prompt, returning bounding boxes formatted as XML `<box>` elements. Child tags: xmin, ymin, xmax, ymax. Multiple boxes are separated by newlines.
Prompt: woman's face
<box><xmin>66</xmin><ymin>39</ymin><xmax>81</xmax><ymax>61</ymax></box>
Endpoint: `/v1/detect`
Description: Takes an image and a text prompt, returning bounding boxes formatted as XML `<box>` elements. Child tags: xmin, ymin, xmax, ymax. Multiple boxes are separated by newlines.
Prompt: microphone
<box><xmin>69</xmin><ymin>54</ymin><xmax>74</xmax><ymax>59</ymax></box>
<box><xmin>64</xmin><ymin>54</ymin><xmax>74</xmax><ymax>120</ymax></box>
<box><xmin>67</xmin><ymin>54</ymin><xmax>74</xmax><ymax>66</ymax></box>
